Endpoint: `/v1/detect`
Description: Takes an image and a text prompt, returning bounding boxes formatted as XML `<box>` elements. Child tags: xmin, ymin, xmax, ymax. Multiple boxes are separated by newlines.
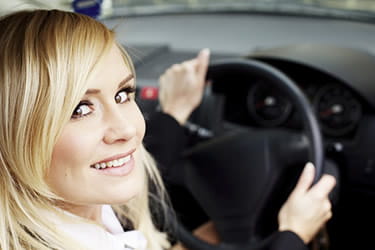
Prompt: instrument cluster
<box><xmin>246</xmin><ymin>80</ymin><xmax>362</xmax><ymax>137</ymax></box>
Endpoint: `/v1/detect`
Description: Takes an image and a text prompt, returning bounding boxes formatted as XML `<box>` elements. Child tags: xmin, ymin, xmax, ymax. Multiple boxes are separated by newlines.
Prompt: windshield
<box><xmin>112</xmin><ymin>0</ymin><xmax>375</xmax><ymax>21</ymax></box>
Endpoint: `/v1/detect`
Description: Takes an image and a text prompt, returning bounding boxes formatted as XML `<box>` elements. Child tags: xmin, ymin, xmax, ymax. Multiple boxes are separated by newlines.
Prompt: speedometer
<box><xmin>314</xmin><ymin>85</ymin><xmax>362</xmax><ymax>136</ymax></box>
<box><xmin>247</xmin><ymin>81</ymin><xmax>292</xmax><ymax>127</ymax></box>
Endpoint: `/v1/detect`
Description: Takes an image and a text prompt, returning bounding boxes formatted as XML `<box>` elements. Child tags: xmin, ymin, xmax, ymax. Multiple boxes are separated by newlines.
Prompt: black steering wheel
<box><xmin>174</xmin><ymin>59</ymin><xmax>324</xmax><ymax>250</ymax></box>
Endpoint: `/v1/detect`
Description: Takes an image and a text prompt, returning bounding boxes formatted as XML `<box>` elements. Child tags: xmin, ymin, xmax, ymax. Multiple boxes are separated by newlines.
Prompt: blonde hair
<box><xmin>0</xmin><ymin>9</ymin><xmax>170</xmax><ymax>250</ymax></box>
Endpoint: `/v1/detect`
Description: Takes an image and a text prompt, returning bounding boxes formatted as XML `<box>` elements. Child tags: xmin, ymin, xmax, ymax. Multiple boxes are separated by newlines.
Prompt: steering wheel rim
<box><xmin>174</xmin><ymin>58</ymin><xmax>324</xmax><ymax>250</ymax></box>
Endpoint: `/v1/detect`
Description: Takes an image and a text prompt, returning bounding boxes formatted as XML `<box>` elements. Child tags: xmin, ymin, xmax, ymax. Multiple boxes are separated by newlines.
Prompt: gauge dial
<box><xmin>247</xmin><ymin>82</ymin><xmax>292</xmax><ymax>126</ymax></box>
<box><xmin>314</xmin><ymin>85</ymin><xmax>362</xmax><ymax>136</ymax></box>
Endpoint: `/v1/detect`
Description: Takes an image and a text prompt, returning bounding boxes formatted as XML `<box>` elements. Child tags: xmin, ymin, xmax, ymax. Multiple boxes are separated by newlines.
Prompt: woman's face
<box><xmin>48</xmin><ymin>45</ymin><xmax>146</xmax><ymax>206</ymax></box>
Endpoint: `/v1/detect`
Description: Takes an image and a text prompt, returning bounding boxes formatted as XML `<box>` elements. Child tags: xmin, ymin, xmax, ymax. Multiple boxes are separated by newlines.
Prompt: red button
<box><xmin>140</xmin><ymin>86</ymin><xmax>159</xmax><ymax>100</ymax></box>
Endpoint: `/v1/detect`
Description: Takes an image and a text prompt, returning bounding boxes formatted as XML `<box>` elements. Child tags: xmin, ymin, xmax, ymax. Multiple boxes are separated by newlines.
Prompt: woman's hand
<box><xmin>159</xmin><ymin>48</ymin><xmax>210</xmax><ymax>125</ymax></box>
<box><xmin>278</xmin><ymin>162</ymin><xmax>336</xmax><ymax>244</ymax></box>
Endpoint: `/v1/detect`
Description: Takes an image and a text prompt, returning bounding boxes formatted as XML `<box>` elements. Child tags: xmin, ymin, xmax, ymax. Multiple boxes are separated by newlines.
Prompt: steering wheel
<box><xmin>174</xmin><ymin>59</ymin><xmax>324</xmax><ymax>250</ymax></box>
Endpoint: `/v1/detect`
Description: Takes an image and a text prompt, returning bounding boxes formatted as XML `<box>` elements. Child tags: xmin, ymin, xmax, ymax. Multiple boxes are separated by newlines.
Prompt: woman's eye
<box><xmin>115</xmin><ymin>91</ymin><xmax>129</xmax><ymax>104</ymax></box>
<box><xmin>71</xmin><ymin>103</ymin><xmax>92</xmax><ymax>119</ymax></box>
<box><xmin>115</xmin><ymin>87</ymin><xmax>135</xmax><ymax>104</ymax></box>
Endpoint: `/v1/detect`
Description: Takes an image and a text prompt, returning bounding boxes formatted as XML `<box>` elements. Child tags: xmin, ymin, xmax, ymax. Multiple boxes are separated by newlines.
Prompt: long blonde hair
<box><xmin>0</xmin><ymin>9</ymin><xmax>170</xmax><ymax>250</ymax></box>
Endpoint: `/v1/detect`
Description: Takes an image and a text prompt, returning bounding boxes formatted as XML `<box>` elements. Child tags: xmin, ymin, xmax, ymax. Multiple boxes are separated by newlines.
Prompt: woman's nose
<box><xmin>103</xmin><ymin>108</ymin><xmax>136</xmax><ymax>144</ymax></box>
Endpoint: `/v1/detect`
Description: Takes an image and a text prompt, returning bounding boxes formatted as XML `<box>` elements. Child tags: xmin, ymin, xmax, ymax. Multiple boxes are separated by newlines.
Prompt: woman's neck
<box><xmin>58</xmin><ymin>202</ymin><xmax>103</xmax><ymax>224</ymax></box>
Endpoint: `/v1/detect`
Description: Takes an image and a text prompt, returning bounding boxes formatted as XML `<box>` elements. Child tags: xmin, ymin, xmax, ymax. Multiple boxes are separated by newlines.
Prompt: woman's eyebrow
<box><xmin>118</xmin><ymin>73</ymin><xmax>134</xmax><ymax>89</ymax></box>
<box><xmin>85</xmin><ymin>74</ymin><xmax>134</xmax><ymax>95</ymax></box>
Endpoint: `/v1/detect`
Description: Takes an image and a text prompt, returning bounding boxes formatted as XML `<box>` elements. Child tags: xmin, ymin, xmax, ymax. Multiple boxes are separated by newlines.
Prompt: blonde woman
<box><xmin>0</xmin><ymin>9</ymin><xmax>335</xmax><ymax>250</ymax></box>
<box><xmin>0</xmin><ymin>9</ymin><xmax>169</xmax><ymax>250</ymax></box>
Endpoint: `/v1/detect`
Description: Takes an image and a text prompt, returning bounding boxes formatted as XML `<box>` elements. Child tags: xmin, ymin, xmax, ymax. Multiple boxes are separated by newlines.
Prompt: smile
<box><xmin>91</xmin><ymin>155</ymin><xmax>132</xmax><ymax>170</ymax></box>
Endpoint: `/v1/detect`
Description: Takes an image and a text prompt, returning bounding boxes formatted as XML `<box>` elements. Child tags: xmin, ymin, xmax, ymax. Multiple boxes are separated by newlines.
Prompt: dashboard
<box><xmin>217</xmin><ymin>57</ymin><xmax>365</xmax><ymax>139</ymax></box>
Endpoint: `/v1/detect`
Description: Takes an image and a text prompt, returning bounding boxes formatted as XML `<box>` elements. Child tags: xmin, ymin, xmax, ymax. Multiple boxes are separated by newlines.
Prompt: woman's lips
<box><xmin>91</xmin><ymin>154</ymin><xmax>132</xmax><ymax>169</ymax></box>
<box><xmin>90</xmin><ymin>151</ymin><xmax>135</xmax><ymax>176</ymax></box>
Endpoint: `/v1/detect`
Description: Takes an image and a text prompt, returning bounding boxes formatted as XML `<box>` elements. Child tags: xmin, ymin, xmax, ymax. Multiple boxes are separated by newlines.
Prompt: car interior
<box><xmin>101</xmin><ymin>1</ymin><xmax>375</xmax><ymax>249</ymax></box>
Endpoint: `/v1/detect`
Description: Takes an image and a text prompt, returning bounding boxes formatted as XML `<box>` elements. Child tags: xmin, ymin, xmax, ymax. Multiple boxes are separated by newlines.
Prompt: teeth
<box><xmin>123</xmin><ymin>155</ymin><xmax>131</xmax><ymax>163</ymax></box>
<box><xmin>92</xmin><ymin>155</ymin><xmax>131</xmax><ymax>170</ymax></box>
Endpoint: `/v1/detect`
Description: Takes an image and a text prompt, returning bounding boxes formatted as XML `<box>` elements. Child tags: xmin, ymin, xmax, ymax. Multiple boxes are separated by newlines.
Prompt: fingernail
<box><xmin>200</xmin><ymin>48</ymin><xmax>210</xmax><ymax>56</ymax></box>
<box><xmin>304</xmin><ymin>162</ymin><xmax>314</xmax><ymax>172</ymax></box>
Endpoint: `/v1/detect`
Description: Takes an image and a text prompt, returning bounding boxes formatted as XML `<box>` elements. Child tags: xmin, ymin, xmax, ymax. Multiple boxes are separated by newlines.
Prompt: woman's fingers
<box><xmin>196</xmin><ymin>48</ymin><xmax>210</xmax><ymax>80</ymax></box>
<box><xmin>309</xmin><ymin>174</ymin><xmax>336</xmax><ymax>199</ymax></box>
<box><xmin>291</xmin><ymin>162</ymin><xmax>315</xmax><ymax>196</ymax></box>
<box><xmin>157</xmin><ymin>48</ymin><xmax>210</xmax><ymax>125</ymax></box>
<box><xmin>278</xmin><ymin>162</ymin><xmax>336</xmax><ymax>244</ymax></box>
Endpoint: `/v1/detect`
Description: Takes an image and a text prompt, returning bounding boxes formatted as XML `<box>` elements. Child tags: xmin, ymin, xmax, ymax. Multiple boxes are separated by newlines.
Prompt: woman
<box><xmin>0</xmin><ymin>9</ymin><xmax>168</xmax><ymax>250</ymax></box>
<box><xmin>0</xmin><ymin>9</ymin><xmax>335</xmax><ymax>250</ymax></box>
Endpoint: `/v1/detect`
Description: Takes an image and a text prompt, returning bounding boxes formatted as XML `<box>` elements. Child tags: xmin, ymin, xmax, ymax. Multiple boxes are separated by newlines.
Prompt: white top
<box><xmin>55</xmin><ymin>205</ymin><xmax>147</xmax><ymax>250</ymax></box>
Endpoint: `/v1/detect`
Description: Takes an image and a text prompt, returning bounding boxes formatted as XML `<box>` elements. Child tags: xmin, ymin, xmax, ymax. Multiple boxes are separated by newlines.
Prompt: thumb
<box><xmin>196</xmin><ymin>48</ymin><xmax>210</xmax><ymax>80</ymax></box>
<box><xmin>291</xmin><ymin>162</ymin><xmax>315</xmax><ymax>196</ymax></box>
